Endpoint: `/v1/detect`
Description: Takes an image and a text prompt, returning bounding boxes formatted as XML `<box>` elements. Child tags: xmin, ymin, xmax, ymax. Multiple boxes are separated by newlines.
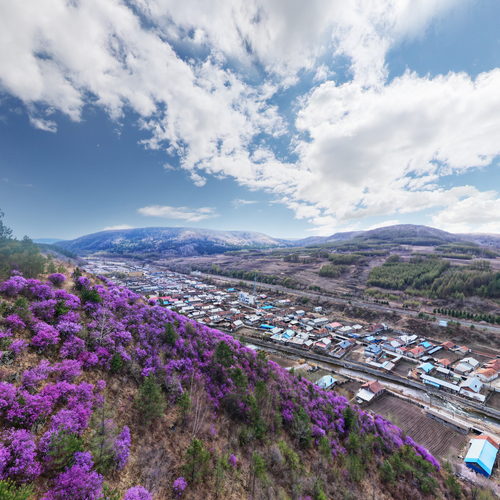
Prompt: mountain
<box><xmin>296</xmin><ymin>224</ymin><xmax>464</xmax><ymax>247</ymax></box>
<box><xmin>58</xmin><ymin>227</ymin><xmax>290</xmax><ymax>256</ymax></box>
<box><xmin>0</xmin><ymin>271</ymin><xmax>470</xmax><ymax>499</ymax></box>
<box><xmin>57</xmin><ymin>224</ymin><xmax>500</xmax><ymax>258</ymax></box>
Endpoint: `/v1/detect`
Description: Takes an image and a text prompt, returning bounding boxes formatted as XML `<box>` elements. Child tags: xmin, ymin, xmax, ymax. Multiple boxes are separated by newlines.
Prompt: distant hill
<box><xmin>58</xmin><ymin>226</ymin><xmax>291</xmax><ymax>256</ymax></box>
<box><xmin>296</xmin><ymin>224</ymin><xmax>485</xmax><ymax>248</ymax></box>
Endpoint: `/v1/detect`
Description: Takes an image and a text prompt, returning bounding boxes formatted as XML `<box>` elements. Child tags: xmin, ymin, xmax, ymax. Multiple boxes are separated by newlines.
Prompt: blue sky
<box><xmin>0</xmin><ymin>0</ymin><xmax>499</xmax><ymax>240</ymax></box>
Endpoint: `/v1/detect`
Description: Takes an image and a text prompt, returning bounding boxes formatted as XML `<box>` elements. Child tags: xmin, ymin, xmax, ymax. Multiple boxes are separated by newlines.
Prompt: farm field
<box><xmin>367</xmin><ymin>393</ymin><xmax>468</xmax><ymax>461</ymax></box>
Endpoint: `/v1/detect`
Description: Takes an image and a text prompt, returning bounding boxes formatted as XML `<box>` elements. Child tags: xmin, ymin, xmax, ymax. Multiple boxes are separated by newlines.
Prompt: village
<box><xmin>83</xmin><ymin>256</ymin><xmax>500</xmax><ymax>487</ymax></box>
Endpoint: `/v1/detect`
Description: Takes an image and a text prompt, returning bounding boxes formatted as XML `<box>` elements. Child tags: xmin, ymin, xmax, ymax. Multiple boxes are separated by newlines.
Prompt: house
<box><xmin>238</xmin><ymin>291</ymin><xmax>256</xmax><ymax>306</ymax></box>
<box><xmin>338</xmin><ymin>340</ymin><xmax>353</xmax><ymax>350</ymax></box>
<box><xmin>455</xmin><ymin>358</ymin><xmax>479</xmax><ymax>375</ymax></box>
<box><xmin>315</xmin><ymin>375</ymin><xmax>337</xmax><ymax>390</ymax></box>
<box><xmin>441</xmin><ymin>341</ymin><xmax>455</xmax><ymax>350</ymax></box>
<box><xmin>436</xmin><ymin>358</ymin><xmax>452</xmax><ymax>368</ymax></box>
<box><xmin>418</xmin><ymin>362</ymin><xmax>435</xmax><ymax>374</ymax></box>
<box><xmin>419</xmin><ymin>341</ymin><xmax>433</xmax><ymax>351</ymax></box>
<box><xmin>485</xmin><ymin>359</ymin><xmax>500</xmax><ymax>371</ymax></box>
<box><xmin>356</xmin><ymin>381</ymin><xmax>384</xmax><ymax>403</ymax></box>
<box><xmin>326</xmin><ymin>321</ymin><xmax>343</xmax><ymax>331</ymax></box>
<box><xmin>460</xmin><ymin>376</ymin><xmax>483</xmax><ymax>397</ymax></box>
<box><xmin>476</xmin><ymin>368</ymin><xmax>498</xmax><ymax>383</ymax></box>
<box><xmin>462</xmin><ymin>357</ymin><xmax>480</xmax><ymax>369</ymax></box>
<box><xmin>464</xmin><ymin>435</ymin><xmax>499</xmax><ymax>477</ymax></box>
<box><xmin>408</xmin><ymin>346</ymin><xmax>425</xmax><ymax>358</ymax></box>
<box><xmin>365</xmin><ymin>344</ymin><xmax>382</xmax><ymax>358</ymax></box>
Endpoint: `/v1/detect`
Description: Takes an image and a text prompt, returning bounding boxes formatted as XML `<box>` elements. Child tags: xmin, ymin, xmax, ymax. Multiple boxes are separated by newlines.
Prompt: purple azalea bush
<box><xmin>48</xmin><ymin>273</ymin><xmax>66</xmax><ymax>287</ymax></box>
<box><xmin>123</xmin><ymin>485</ymin><xmax>153</xmax><ymax>500</ymax></box>
<box><xmin>173</xmin><ymin>476</ymin><xmax>187</xmax><ymax>496</ymax></box>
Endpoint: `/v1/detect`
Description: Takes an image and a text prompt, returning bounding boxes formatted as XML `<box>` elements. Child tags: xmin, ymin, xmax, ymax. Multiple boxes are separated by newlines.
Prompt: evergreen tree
<box><xmin>135</xmin><ymin>375</ymin><xmax>165</xmax><ymax>423</ymax></box>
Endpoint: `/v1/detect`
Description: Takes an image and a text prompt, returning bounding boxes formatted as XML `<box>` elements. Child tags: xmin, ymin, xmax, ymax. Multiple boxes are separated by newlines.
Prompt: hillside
<box><xmin>58</xmin><ymin>227</ymin><xmax>289</xmax><ymax>257</ymax></box>
<box><xmin>0</xmin><ymin>271</ymin><xmax>474</xmax><ymax>499</ymax></box>
<box><xmin>297</xmin><ymin>224</ymin><xmax>462</xmax><ymax>248</ymax></box>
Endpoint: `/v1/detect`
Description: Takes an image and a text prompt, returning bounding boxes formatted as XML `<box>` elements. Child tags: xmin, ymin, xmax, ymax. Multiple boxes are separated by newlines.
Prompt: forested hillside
<box><xmin>0</xmin><ymin>270</ymin><xmax>474</xmax><ymax>499</ymax></box>
<box><xmin>0</xmin><ymin>211</ymin><xmax>61</xmax><ymax>281</ymax></box>
<box><xmin>368</xmin><ymin>256</ymin><xmax>500</xmax><ymax>299</ymax></box>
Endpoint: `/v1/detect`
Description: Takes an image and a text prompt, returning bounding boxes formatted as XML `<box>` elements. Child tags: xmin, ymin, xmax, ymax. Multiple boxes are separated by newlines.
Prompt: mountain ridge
<box><xmin>56</xmin><ymin>224</ymin><xmax>500</xmax><ymax>257</ymax></box>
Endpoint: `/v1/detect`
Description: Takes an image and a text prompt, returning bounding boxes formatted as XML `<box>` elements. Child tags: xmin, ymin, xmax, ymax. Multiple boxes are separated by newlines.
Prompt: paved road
<box><xmin>195</xmin><ymin>271</ymin><xmax>500</xmax><ymax>335</ymax></box>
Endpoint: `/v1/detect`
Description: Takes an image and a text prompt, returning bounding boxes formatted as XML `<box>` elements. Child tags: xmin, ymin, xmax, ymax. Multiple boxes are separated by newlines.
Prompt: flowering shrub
<box><xmin>114</xmin><ymin>426</ymin><xmax>131</xmax><ymax>470</ymax></box>
<box><xmin>228</xmin><ymin>454</ymin><xmax>237</xmax><ymax>468</ymax></box>
<box><xmin>123</xmin><ymin>485</ymin><xmax>153</xmax><ymax>500</ymax></box>
<box><xmin>42</xmin><ymin>452</ymin><xmax>103</xmax><ymax>500</ymax></box>
<box><xmin>31</xmin><ymin>321</ymin><xmax>59</xmax><ymax>348</ymax></box>
<box><xmin>0</xmin><ymin>429</ymin><xmax>41</xmax><ymax>482</ymax></box>
<box><xmin>48</xmin><ymin>273</ymin><xmax>66</xmax><ymax>287</ymax></box>
<box><xmin>173</xmin><ymin>476</ymin><xmax>187</xmax><ymax>496</ymax></box>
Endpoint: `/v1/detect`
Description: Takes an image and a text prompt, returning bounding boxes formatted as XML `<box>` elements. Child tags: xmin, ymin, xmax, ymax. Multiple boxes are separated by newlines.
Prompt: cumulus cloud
<box><xmin>292</xmin><ymin>70</ymin><xmax>500</xmax><ymax>227</ymax></box>
<box><xmin>431</xmin><ymin>191</ymin><xmax>500</xmax><ymax>234</ymax></box>
<box><xmin>138</xmin><ymin>205</ymin><xmax>218</xmax><ymax>222</ymax></box>
<box><xmin>3</xmin><ymin>0</ymin><xmax>498</xmax><ymax>234</ymax></box>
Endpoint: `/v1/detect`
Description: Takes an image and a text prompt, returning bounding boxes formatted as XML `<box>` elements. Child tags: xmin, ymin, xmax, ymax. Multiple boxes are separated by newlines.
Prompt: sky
<box><xmin>0</xmin><ymin>0</ymin><xmax>500</xmax><ymax>240</ymax></box>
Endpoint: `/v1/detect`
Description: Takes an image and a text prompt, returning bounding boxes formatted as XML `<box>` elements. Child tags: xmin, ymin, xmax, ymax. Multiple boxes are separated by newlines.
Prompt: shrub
<box><xmin>48</xmin><ymin>274</ymin><xmax>66</xmax><ymax>287</ymax></box>
<box><xmin>173</xmin><ymin>477</ymin><xmax>187</xmax><ymax>497</ymax></box>
<box><xmin>0</xmin><ymin>480</ymin><xmax>34</xmax><ymax>500</ymax></box>
<box><xmin>183</xmin><ymin>438</ymin><xmax>210</xmax><ymax>483</ymax></box>
<box><xmin>135</xmin><ymin>376</ymin><xmax>165</xmax><ymax>423</ymax></box>
<box><xmin>46</xmin><ymin>431</ymin><xmax>84</xmax><ymax>472</ymax></box>
<box><xmin>164</xmin><ymin>323</ymin><xmax>178</xmax><ymax>346</ymax></box>
<box><xmin>122</xmin><ymin>486</ymin><xmax>152</xmax><ymax>500</ymax></box>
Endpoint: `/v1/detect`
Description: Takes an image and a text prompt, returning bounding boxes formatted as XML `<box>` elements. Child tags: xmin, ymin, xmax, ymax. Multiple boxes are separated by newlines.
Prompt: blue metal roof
<box><xmin>419</xmin><ymin>362</ymin><xmax>434</xmax><ymax>373</ymax></box>
<box><xmin>464</xmin><ymin>438</ymin><xmax>498</xmax><ymax>477</ymax></box>
<box><xmin>259</xmin><ymin>324</ymin><xmax>274</xmax><ymax>329</ymax></box>
<box><xmin>315</xmin><ymin>375</ymin><xmax>337</xmax><ymax>389</ymax></box>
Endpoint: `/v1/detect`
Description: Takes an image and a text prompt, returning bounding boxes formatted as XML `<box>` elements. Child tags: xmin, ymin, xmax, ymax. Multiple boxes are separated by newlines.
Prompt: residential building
<box><xmin>356</xmin><ymin>381</ymin><xmax>384</xmax><ymax>403</ymax></box>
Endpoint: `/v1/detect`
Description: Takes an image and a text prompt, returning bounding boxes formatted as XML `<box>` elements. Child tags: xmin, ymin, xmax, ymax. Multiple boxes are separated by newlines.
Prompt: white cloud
<box><xmin>292</xmin><ymin>70</ymin><xmax>500</xmax><ymax>228</ymax></box>
<box><xmin>138</xmin><ymin>205</ymin><xmax>218</xmax><ymax>222</ymax></box>
<box><xmin>431</xmin><ymin>191</ymin><xmax>500</xmax><ymax>234</ymax></box>
<box><xmin>29</xmin><ymin>115</ymin><xmax>57</xmax><ymax>132</ymax></box>
<box><xmin>103</xmin><ymin>224</ymin><xmax>134</xmax><ymax>231</ymax></box>
<box><xmin>4</xmin><ymin>0</ymin><xmax>498</xmax><ymax>235</ymax></box>
<box><xmin>232</xmin><ymin>199</ymin><xmax>258</xmax><ymax>208</ymax></box>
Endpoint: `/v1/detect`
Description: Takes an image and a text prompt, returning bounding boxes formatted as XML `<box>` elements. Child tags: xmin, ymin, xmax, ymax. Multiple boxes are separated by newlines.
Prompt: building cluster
<box><xmin>83</xmin><ymin>257</ymin><xmax>500</xmax><ymax>408</ymax></box>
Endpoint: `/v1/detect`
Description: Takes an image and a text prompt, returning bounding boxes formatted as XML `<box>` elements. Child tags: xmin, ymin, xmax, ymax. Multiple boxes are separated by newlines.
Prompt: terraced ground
<box><xmin>367</xmin><ymin>393</ymin><xmax>468</xmax><ymax>460</ymax></box>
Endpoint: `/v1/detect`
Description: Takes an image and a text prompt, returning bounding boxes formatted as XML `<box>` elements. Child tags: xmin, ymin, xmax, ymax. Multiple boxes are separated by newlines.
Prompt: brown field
<box><xmin>486</xmin><ymin>391</ymin><xmax>500</xmax><ymax>411</ymax></box>
<box><xmin>367</xmin><ymin>393</ymin><xmax>468</xmax><ymax>461</ymax></box>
